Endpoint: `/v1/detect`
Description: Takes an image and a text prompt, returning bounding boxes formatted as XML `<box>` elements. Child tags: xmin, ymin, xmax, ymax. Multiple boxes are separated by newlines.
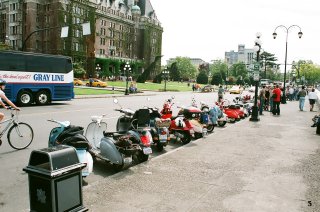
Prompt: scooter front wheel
<box><xmin>218</xmin><ymin>121</ymin><xmax>227</xmax><ymax>127</ymax></box>
<box><xmin>207</xmin><ymin>124</ymin><xmax>214</xmax><ymax>133</ymax></box>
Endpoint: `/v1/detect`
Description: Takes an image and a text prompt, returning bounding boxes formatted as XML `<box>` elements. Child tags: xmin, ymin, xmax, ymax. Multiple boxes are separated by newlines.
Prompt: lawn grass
<box><xmin>107</xmin><ymin>81</ymin><xmax>197</xmax><ymax>92</ymax></box>
<box><xmin>74</xmin><ymin>87</ymin><xmax>123</xmax><ymax>95</ymax></box>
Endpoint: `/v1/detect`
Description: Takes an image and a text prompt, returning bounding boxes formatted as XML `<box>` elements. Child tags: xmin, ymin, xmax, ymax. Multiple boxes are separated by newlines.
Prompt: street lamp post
<box><xmin>250</xmin><ymin>32</ymin><xmax>262</xmax><ymax>122</ymax></box>
<box><xmin>95</xmin><ymin>64</ymin><xmax>101</xmax><ymax>78</ymax></box>
<box><xmin>162</xmin><ymin>67</ymin><xmax>169</xmax><ymax>92</ymax></box>
<box><xmin>272</xmin><ymin>25</ymin><xmax>303</xmax><ymax>104</ymax></box>
<box><xmin>124</xmin><ymin>62</ymin><xmax>131</xmax><ymax>95</ymax></box>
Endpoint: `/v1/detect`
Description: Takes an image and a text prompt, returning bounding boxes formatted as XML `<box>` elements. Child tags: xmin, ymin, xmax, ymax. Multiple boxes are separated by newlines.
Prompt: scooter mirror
<box><xmin>171</xmin><ymin>96</ymin><xmax>175</xmax><ymax>99</ymax></box>
<box><xmin>113</xmin><ymin>98</ymin><xmax>118</xmax><ymax>104</ymax></box>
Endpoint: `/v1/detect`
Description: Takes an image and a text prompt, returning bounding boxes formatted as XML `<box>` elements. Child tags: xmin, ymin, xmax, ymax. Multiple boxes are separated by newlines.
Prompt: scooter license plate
<box><xmin>203</xmin><ymin>128</ymin><xmax>207</xmax><ymax>134</ymax></box>
<box><xmin>143</xmin><ymin>147</ymin><xmax>152</xmax><ymax>155</ymax></box>
<box><xmin>159</xmin><ymin>135</ymin><xmax>167</xmax><ymax>142</ymax></box>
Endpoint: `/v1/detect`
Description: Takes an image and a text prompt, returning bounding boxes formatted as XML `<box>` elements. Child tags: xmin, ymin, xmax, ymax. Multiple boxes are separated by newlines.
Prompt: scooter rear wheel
<box><xmin>135</xmin><ymin>151</ymin><xmax>149</xmax><ymax>163</ymax></box>
<box><xmin>181</xmin><ymin>132</ymin><xmax>191</xmax><ymax>145</ymax></box>
<box><xmin>112</xmin><ymin>163</ymin><xmax>124</xmax><ymax>172</ymax></box>
<box><xmin>156</xmin><ymin>143</ymin><xmax>164</xmax><ymax>152</ymax></box>
<box><xmin>218</xmin><ymin>121</ymin><xmax>227</xmax><ymax>127</ymax></box>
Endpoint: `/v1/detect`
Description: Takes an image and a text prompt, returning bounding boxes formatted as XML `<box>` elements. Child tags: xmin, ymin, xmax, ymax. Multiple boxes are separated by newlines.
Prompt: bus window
<box><xmin>0</xmin><ymin>53</ymin><xmax>25</xmax><ymax>71</ymax></box>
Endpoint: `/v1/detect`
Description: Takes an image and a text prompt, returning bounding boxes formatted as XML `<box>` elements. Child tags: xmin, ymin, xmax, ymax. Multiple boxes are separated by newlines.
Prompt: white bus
<box><xmin>0</xmin><ymin>51</ymin><xmax>74</xmax><ymax>106</ymax></box>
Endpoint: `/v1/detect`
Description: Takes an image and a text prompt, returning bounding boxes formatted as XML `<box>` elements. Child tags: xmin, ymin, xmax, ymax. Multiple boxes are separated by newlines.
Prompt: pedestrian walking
<box><xmin>308</xmin><ymin>88</ymin><xmax>318</xmax><ymax>111</ymax></box>
<box><xmin>269</xmin><ymin>86</ymin><xmax>274</xmax><ymax>112</ymax></box>
<box><xmin>218</xmin><ymin>85</ymin><xmax>225</xmax><ymax>99</ymax></box>
<box><xmin>272</xmin><ymin>85</ymin><xmax>281</xmax><ymax>115</ymax></box>
<box><xmin>297</xmin><ymin>86</ymin><xmax>307</xmax><ymax>111</ymax></box>
<box><xmin>265</xmin><ymin>86</ymin><xmax>270</xmax><ymax>111</ymax></box>
<box><xmin>259</xmin><ymin>86</ymin><xmax>266</xmax><ymax>115</ymax></box>
<box><xmin>89</xmin><ymin>78</ymin><xmax>93</xmax><ymax>87</ymax></box>
<box><xmin>294</xmin><ymin>86</ymin><xmax>299</xmax><ymax>100</ymax></box>
<box><xmin>289</xmin><ymin>86</ymin><xmax>294</xmax><ymax>101</ymax></box>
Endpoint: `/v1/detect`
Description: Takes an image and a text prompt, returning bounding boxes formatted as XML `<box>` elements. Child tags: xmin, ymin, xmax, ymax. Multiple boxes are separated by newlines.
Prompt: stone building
<box><xmin>0</xmin><ymin>0</ymin><xmax>163</xmax><ymax>78</ymax></box>
<box><xmin>225</xmin><ymin>44</ymin><xmax>255</xmax><ymax>67</ymax></box>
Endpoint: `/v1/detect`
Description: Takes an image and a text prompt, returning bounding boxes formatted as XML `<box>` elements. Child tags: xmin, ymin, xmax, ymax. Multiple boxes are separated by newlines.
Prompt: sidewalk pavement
<box><xmin>83</xmin><ymin>101</ymin><xmax>320</xmax><ymax>212</ymax></box>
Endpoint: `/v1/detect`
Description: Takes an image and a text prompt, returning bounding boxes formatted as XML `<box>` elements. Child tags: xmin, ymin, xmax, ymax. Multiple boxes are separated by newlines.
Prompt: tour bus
<box><xmin>0</xmin><ymin>51</ymin><xmax>74</xmax><ymax>106</ymax></box>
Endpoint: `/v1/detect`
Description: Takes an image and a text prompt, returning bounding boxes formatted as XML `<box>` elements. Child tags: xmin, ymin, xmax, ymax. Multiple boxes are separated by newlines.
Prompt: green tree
<box><xmin>196</xmin><ymin>70</ymin><xmax>208</xmax><ymax>84</ymax></box>
<box><xmin>211</xmin><ymin>71</ymin><xmax>223</xmax><ymax>85</ymax></box>
<box><xmin>168</xmin><ymin>57</ymin><xmax>197</xmax><ymax>81</ymax></box>
<box><xmin>229</xmin><ymin>62</ymin><xmax>248</xmax><ymax>80</ymax></box>
<box><xmin>299</xmin><ymin>61</ymin><xmax>320</xmax><ymax>85</ymax></box>
<box><xmin>209</xmin><ymin>60</ymin><xmax>228</xmax><ymax>82</ymax></box>
<box><xmin>73</xmin><ymin>62</ymin><xmax>86</xmax><ymax>78</ymax></box>
<box><xmin>169</xmin><ymin>62</ymin><xmax>180</xmax><ymax>81</ymax></box>
<box><xmin>259</xmin><ymin>51</ymin><xmax>277</xmax><ymax>79</ymax></box>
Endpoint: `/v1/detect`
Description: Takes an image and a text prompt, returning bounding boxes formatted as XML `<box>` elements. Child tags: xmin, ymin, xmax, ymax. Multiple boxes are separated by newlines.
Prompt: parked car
<box><xmin>74</xmin><ymin>78</ymin><xmax>85</xmax><ymax>86</ymax></box>
<box><xmin>86</xmin><ymin>79</ymin><xmax>107</xmax><ymax>87</ymax></box>
<box><xmin>201</xmin><ymin>85</ymin><xmax>214</xmax><ymax>92</ymax></box>
<box><xmin>229</xmin><ymin>86</ymin><xmax>241</xmax><ymax>94</ymax></box>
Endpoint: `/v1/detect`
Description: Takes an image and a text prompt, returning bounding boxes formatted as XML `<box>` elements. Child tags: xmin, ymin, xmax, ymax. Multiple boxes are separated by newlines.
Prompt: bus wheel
<box><xmin>35</xmin><ymin>90</ymin><xmax>50</xmax><ymax>105</ymax></box>
<box><xmin>17</xmin><ymin>91</ymin><xmax>33</xmax><ymax>106</ymax></box>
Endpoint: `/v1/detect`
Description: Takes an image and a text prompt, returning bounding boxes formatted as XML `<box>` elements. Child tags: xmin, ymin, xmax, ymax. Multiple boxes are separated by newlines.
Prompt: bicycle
<box><xmin>0</xmin><ymin>107</ymin><xmax>34</xmax><ymax>150</ymax></box>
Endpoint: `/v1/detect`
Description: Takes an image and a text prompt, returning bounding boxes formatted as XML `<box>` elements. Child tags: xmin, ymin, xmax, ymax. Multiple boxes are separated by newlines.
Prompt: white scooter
<box><xmin>48</xmin><ymin>119</ymin><xmax>93</xmax><ymax>177</ymax></box>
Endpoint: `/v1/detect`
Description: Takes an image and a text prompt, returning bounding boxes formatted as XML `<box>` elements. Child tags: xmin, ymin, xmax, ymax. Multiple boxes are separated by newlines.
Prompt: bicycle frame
<box><xmin>0</xmin><ymin>111</ymin><xmax>18</xmax><ymax>139</ymax></box>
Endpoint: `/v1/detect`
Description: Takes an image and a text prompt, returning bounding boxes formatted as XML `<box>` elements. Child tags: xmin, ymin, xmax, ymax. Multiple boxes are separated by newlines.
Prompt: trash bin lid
<box><xmin>26</xmin><ymin>145</ymin><xmax>81</xmax><ymax>173</ymax></box>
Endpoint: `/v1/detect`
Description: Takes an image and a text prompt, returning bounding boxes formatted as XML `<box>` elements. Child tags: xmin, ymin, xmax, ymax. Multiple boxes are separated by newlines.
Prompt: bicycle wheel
<box><xmin>7</xmin><ymin>122</ymin><xmax>34</xmax><ymax>150</ymax></box>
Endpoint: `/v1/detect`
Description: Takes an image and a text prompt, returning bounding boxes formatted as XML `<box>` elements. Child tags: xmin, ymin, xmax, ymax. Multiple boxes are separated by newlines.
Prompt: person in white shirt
<box><xmin>0</xmin><ymin>79</ymin><xmax>21</xmax><ymax>121</ymax></box>
<box><xmin>289</xmin><ymin>87</ymin><xmax>295</xmax><ymax>101</ymax></box>
<box><xmin>308</xmin><ymin>88</ymin><xmax>318</xmax><ymax>111</ymax></box>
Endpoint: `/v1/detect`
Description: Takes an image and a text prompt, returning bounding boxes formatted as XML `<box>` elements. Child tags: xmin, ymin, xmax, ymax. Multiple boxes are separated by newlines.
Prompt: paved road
<box><xmin>0</xmin><ymin>91</ymin><xmax>230</xmax><ymax>211</ymax></box>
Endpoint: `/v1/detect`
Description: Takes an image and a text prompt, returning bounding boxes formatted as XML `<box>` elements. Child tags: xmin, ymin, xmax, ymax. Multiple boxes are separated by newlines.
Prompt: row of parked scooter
<box><xmin>47</xmin><ymin>95</ymin><xmax>254</xmax><ymax>177</ymax></box>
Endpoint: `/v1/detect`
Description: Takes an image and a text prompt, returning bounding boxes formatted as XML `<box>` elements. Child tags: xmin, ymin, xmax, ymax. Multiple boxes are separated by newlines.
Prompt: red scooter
<box><xmin>216</xmin><ymin>100</ymin><xmax>240</xmax><ymax>123</ymax></box>
<box><xmin>160</xmin><ymin>98</ymin><xmax>194</xmax><ymax>144</ymax></box>
<box><xmin>161</xmin><ymin>97</ymin><xmax>174</xmax><ymax>119</ymax></box>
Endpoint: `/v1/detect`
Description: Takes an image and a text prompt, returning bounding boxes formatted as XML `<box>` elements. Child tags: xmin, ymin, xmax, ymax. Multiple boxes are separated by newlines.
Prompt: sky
<box><xmin>151</xmin><ymin>0</ymin><xmax>320</xmax><ymax>70</ymax></box>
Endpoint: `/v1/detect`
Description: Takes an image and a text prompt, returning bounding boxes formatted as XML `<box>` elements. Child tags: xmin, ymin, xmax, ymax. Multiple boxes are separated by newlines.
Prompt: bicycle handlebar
<box><xmin>6</xmin><ymin>106</ymin><xmax>18</xmax><ymax>110</ymax></box>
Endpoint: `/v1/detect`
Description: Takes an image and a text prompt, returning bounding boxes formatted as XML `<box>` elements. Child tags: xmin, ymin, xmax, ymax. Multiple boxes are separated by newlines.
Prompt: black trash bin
<box><xmin>23</xmin><ymin>145</ymin><xmax>87</xmax><ymax>212</ymax></box>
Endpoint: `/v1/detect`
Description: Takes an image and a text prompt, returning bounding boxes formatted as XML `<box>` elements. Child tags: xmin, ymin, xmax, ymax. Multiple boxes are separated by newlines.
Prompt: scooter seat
<box><xmin>104</xmin><ymin>131</ymin><xmax>127</xmax><ymax>138</ymax></box>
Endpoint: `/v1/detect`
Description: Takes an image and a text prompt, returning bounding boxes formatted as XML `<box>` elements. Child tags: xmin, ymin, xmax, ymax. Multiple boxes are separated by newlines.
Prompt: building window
<box><xmin>45</xmin><ymin>4</ymin><xmax>50</xmax><ymax>11</ymax></box>
<box><xmin>74</xmin><ymin>42</ymin><xmax>79</xmax><ymax>51</ymax></box>
<box><xmin>10</xmin><ymin>26</ymin><xmax>18</xmax><ymax>35</ymax></box>
<box><xmin>109</xmin><ymin>22</ymin><xmax>115</xmax><ymax>28</ymax></box>
<box><xmin>9</xmin><ymin>14</ymin><xmax>17</xmax><ymax>22</ymax></box>
<box><xmin>9</xmin><ymin>3</ymin><xmax>18</xmax><ymax>11</ymax></box>
<box><xmin>99</xmin><ymin>49</ymin><xmax>105</xmax><ymax>55</ymax></box>
<box><xmin>109</xmin><ymin>30</ymin><xmax>114</xmax><ymax>38</ymax></box>
<box><xmin>36</xmin><ymin>40</ymin><xmax>40</xmax><ymax>50</ymax></box>
<box><xmin>100</xmin><ymin>38</ymin><xmax>105</xmax><ymax>45</ymax></box>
